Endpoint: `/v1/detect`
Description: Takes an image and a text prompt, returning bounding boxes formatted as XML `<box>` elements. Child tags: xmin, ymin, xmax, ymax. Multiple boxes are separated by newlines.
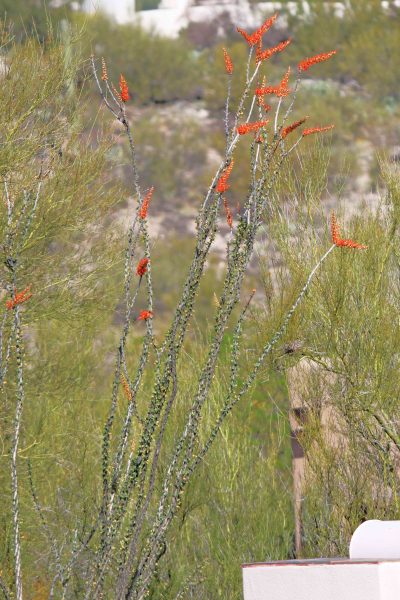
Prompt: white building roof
<box><xmin>82</xmin><ymin>1</ymin><xmax>400</xmax><ymax>35</ymax></box>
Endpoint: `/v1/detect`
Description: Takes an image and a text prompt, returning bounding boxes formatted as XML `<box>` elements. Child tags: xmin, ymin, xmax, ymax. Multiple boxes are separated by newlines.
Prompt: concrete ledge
<box><xmin>242</xmin><ymin>559</ymin><xmax>400</xmax><ymax>600</ymax></box>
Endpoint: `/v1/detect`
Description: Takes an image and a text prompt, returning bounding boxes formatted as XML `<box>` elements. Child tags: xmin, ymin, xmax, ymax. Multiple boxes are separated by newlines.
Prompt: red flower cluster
<box><xmin>216</xmin><ymin>160</ymin><xmax>234</xmax><ymax>193</ymax></box>
<box><xmin>331</xmin><ymin>212</ymin><xmax>340</xmax><ymax>244</ymax></box>
<box><xmin>119</xmin><ymin>74</ymin><xmax>130</xmax><ymax>102</ymax></box>
<box><xmin>298</xmin><ymin>50</ymin><xmax>337</xmax><ymax>72</ymax></box>
<box><xmin>303</xmin><ymin>125</ymin><xmax>334</xmax><ymax>137</ymax></box>
<box><xmin>139</xmin><ymin>187</ymin><xmax>154</xmax><ymax>220</ymax></box>
<box><xmin>136</xmin><ymin>257</ymin><xmax>149</xmax><ymax>277</ymax></box>
<box><xmin>256</xmin><ymin>39</ymin><xmax>291</xmax><ymax>63</ymax></box>
<box><xmin>223</xmin><ymin>197</ymin><xmax>233</xmax><ymax>229</ymax></box>
<box><xmin>223</xmin><ymin>48</ymin><xmax>233</xmax><ymax>74</ymax></box>
<box><xmin>237</xmin><ymin>120</ymin><xmax>269</xmax><ymax>135</ymax></box>
<box><xmin>137</xmin><ymin>310</ymin><xmax>153</xmax><ymax>321</ymax></box>
<box><xmin>256</xmin><ymin>77</ymin><xmax>271</xmax><ymax>111</ymax></box>
<box><xmin>281</xmin><ymin>117</ymin><xmax>308</xmax><ymax>139</ymax></box>
<box><xmin>255</xmin><ymin>85</ymin><xmax>277</xmax><ymax>96</ymax></box>
<box><xmin>331</xmin><ymin>212</ymin><xmax>367</xmax><ymax>249</ymax></box>
<box><xmin>255</xmin><ymin>68</ymin><xmax>291</xmax><ymax>98</ymax></box>
<box><xmin>6</xmin><ymin>286</ymin><xmax>32</xmax><ymax>310</ymax></box>
<box><xmin>237</xmin><ymin>14</ymin><xmax>277</xmax><ymax>46</ymax></box>
<box><xmin>276</xmin><ymin>67</ymin><xmax>291</xmax><ymax>97</ymax></box>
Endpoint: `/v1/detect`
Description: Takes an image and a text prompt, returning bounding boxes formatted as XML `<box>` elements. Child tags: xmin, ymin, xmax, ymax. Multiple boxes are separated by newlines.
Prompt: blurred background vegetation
<box><xmin>0</xmin><ymin>0</ymin><xmax>399</xmax><ymax>597</ymax></box>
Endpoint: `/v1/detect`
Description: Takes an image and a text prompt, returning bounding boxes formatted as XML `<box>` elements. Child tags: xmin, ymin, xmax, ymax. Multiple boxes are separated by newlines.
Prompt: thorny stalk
<box><xmin>11</xmin><ymin>304</ymin><xmax>23</xmax><ymax>600</ymax></box>
<box><xmin>27</xmin><ymin>461</ymin><xmax>65</xmax><ymax>594</ymax></box>
<box><xmin>128</xmin><ymin>245</ymin><xmax>336</xmax><ymax>599</ymax></box>
<box><xmin>0</xmin><ymin>175</ymin><xmax>42</xmax><ymax>599</ymax></box>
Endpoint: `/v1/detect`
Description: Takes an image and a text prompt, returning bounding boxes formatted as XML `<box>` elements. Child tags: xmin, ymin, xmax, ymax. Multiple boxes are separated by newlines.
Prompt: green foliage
<box><xmin>116</xmin><ymin>329</ymin><xmax>292</xmax><ymax>599</ymax></box>
<box><xmin>77</xmin><ymin>13</ymin><xmax>198</xmax><ymax>104</ymax></box>
<box><xmin>158</xmin><ymin>392</ymin><xmax>293</xmax><ymax>599</ymax></box>
<box><xmin>131</xmin><ymin>113</ymin><xmax>208</xmax><ymax>207</ymax></box>
<box><xmin>288</xmin><ymin>0</ymin><xmax>400</xmax><ymax>100</ymax></box>
<box><xmin>268</xmin><ymin>141</ymin><xmax>400</xmax><ymax>557</ymax></box>
<box><xmin>0</xmin><ymin>0</ymin><xmax>81</xmax><ymax>41</ymax></box>
<box><xmin>136</xmin><ymin>0</ymin><xmax>161</xmax><ymax>10</ymax></box>
<box><xmin>0</xmin><ymin>32</ymin><xmax>122</xmax><ymax>595</ymax></box>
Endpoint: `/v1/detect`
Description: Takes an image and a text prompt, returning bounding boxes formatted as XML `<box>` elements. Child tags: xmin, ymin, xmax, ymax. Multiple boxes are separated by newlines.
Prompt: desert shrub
<box><xmin>76</xmin><ymin>13</ymin><xmax>199</xmax><ymax>104</ymax></box>
<box><xmin>0</xmin><ymin>29</ymin><xmax>122</xmax><ymax>595</ymax></box>
<box><xmin>0</xmin><ymin>0</ymin><xmax>83</xmax><ymax>41</ymax></box>
<box><xmin>288</xmin><ymin>0</ymin><xmax>400</xmax><ymax>100</ymax></box>
<box><xmin>268</xmin><ymin>141</ymin><xmax>400</xmax><ymax>556</ymax></box>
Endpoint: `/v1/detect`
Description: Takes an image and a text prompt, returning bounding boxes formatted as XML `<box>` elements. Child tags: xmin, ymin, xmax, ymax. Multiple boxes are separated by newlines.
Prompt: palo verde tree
<box><xmin>0</xmin><ymin>24</ymin><xmax>122</xmax><ymax>599</ymax></box>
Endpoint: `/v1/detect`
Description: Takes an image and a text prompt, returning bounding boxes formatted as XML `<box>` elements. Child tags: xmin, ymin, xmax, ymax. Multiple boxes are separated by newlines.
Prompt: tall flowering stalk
<box><xmin>282</xmin><ymin>117</ymin><xmax>308</xmax><ymax>139</ymax></box>
<box><xmin>237</xmin><ymin>119</ymin><xmax>269</xmax><ymax>135</ymax></box>
<box><xmin>237</xmin><ymin>13</ymin><xmax>277</xmax><ymax>46</ymax></box>
<box><xmin>119</xmin><ymin>74</ymin><xmax>130</xmax><ymax>102</ymax></box>
<box><xmin>82</xmin><ymin>15</ymin><xmax>364</xmax><ymax>599</ymax></box>
<box><xmin>298</xmin><ymin>50</ymin><xmax>337</xmax><ymax>72</ymax></box>
<box><xmin>216</xmin><ymin>159</ymin><xmax>234</xmax><ymax>193</ymax></box>
<box><xmin>256</xmin><ymin>39</ymin><xmax>291</xmax><ymax>63</ymax></box>
<box><xmin>223</xmin><ymin>47</ymin><xmax>233</xmax><ymax>74</ymax></box>
<box><xmin>331</xmin><ymin>211</ymin><xmax>367</xmax><ymax>249</ymax></box>
<box><xmin>303</xmin><ymin>125</ymin><xmax>335</xmax><ymax>137</ymax></box>
<box><xmin>1</xmin><ymin>179</ymin><xmax>42</xmax><ymax>600</ymax></box>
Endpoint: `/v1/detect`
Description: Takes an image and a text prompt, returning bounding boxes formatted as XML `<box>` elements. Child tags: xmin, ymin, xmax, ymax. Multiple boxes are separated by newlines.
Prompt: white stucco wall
<box><xmin>242</xmin><ymin>560</ymin><xmax>400</xmax><ymax>600</ymax></box>
<box><xmin>83</xmin><ymin>0</ymin><xmax>136</xmax><ymax>23</ymax></box>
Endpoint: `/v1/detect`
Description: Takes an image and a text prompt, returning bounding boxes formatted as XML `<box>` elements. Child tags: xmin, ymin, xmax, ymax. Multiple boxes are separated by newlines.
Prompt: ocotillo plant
<box><xmin>82</xmin><ymin>15</ymin><xmax>367</xmax><ymax>599</ymax></box>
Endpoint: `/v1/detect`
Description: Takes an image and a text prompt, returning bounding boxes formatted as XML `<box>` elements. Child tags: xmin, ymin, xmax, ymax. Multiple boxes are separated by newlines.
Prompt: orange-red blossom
<box><xmin>281</xmin><ymin>117</ymin><xmax>308</xmax><ymax>139</ymax></box>
<box><xmin>237</xmin><ymin>14</ymin><xmax>277</xmax><ymax>46</ymax></box>
<box><xmin>303</xmin><ymin>125</ymin><xmax>334</xmax><ymax>137</ymax></box>
<box><xmin>256</xmin><ymin>77</ymin><xmax>271</xmax><ymax>111</ymax></box>
<box><xmin>6</xmin><ymin>286</ymin><xmax>32</xmax><ymax>310</ymax></box>
<box><xmin>136</xmin><ymin>257</ymin><xmax>149</xmax><ymax>277</ymax></box>
<box><xmin>331</xmin><ymin>212</ymin><xmax>367</xmax><ymax>249</ymax></box>
<box><xmin>223</xmin><ymin>197</ymin><xmax>233</xmax><ymax>229</ymax></box>
<box><xmin>237</xmin><ymin>120</ymin><xmax>269</xmax><ymax>135</ymax></box>
<box><xmin>255</xmin><ymin>67</ymin><xmax>291</xmax><ymax>98</ymax></box>
<box><xmin>256</xmin><ymin>85</ymin><xmax>279</xmax><ymax>96</ymax></box>
<box><xmin>139</xmin><ymin>187</ymin><xmax>154</xmax><ymax>220</ymax></box>
<box><xmin>298</xmin><ymin>50</ymin><xmax>337</xmax><ymax>72</ymax></box>
<box><xmin>137</xmin><ymin>310</ymin><xmax>153</xmax><ymax>321</ymax></box>
<box><xmin>223</xmin><ymin>48</ymin><xmax>233</xmax><ymax>74</ymax></box>
<box><xmin>216</xmin><ymin>160</ymin><xmax>234</xmax><ymax>193</ymax></box>
<box><xmin>256</xmin><ymin>39</ymin><xmax>291</xmax><ymax>63</ymax></box>
<box><xmin>119</xmin><ymin>74</ymin><xmax>130</xmax><ymax>102</ymax></box>
<box><xmin>277</xmin><ymin>67</ymin><xmax>291</xmax><ymax>97</ymax></box>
